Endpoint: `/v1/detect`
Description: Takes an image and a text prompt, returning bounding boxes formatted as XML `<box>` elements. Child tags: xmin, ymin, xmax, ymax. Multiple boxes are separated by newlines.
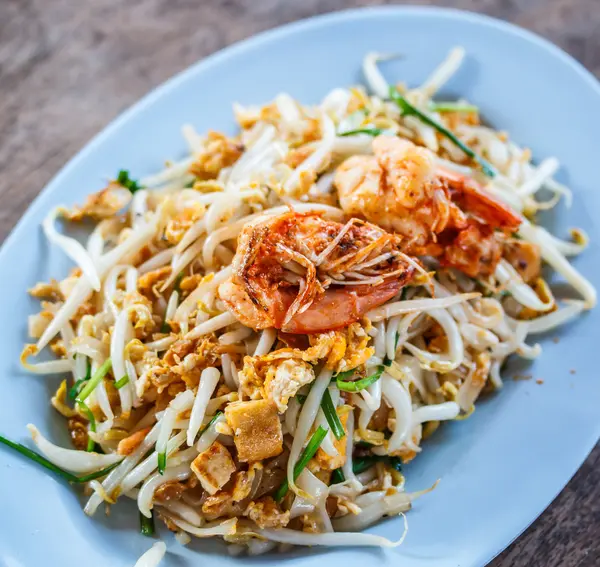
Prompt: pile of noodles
<box><xmin>16</xmin><ymin>47</ymin><xmax>594</xmax><ymax>566</ymax></box>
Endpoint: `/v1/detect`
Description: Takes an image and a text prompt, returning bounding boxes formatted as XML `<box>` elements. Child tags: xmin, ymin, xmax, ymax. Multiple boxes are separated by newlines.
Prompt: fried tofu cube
<box><xmin>225</xmin><ymin>399</ymin><xmax>283</xmax><ymax>462</ymax></box>
<box><xmin>191</xmin><ymin>441</ymin><xmax>236</xmax><ymax>495</ymax></box>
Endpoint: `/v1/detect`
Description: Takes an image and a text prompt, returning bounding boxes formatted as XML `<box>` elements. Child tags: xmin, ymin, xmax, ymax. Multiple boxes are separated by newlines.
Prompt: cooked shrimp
<box><xmin>218</xmin><ymin>211</ymin><xmax>415</xmax><ymax>333</ymax></box>
<box><xmin>334</xmin><ymin>136</ymin><xmax>522</xmax><ymax>277</ymax></box>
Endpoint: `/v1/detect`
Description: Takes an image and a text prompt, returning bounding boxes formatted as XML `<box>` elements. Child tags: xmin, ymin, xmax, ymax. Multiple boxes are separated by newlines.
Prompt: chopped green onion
<box><xmin>330</xmin><ymin>468</ymin><xmax>345</xmax><ymax>484</ymax></box>
<box><xmin>334</xmin><ymin>369</ymin><xmax>356</xmax><ymax>381</ymax></box>
<box><xmin>68</xmin><ymin>378</ymin><xmax>87</xmax><ymax>401</ymax></box>
<box><xmin>0</xmin><ymin>434</ymin><xmax>120</xmax><ymax>483</ymax></box>
<box><xmin>76</xmin><ymin>358</ymin><xmax>112</xmax><ymax>404</ymax></box>
<box><xmin>330</xmin><ymin>455</ymin><xmax>402</xmax><ymax>485</ymax></box>
<box><xmin>353</xmin><ymin>455</ymin><xmax>403</xmax><ymax>475</ymax></box>
<box><xmin>383</xmin><ymin>333</ymin><xmax>400</xmax><ymax>367</ymax></box>
<box><xmin>320</xmin><ymin>389</ymin><xmax>345</xmax><ymax>440</ymax></box>
<box><xmin>274</xmin><ymin>426</ymin><xmax>328</xmax><ymax>502</ymax></box>
<box><xmin>114</xmin><ymin>375</ymin><xmax>129</xmax><ymax>390</ymax></box>
<box><xmin>157</xmin><ymin>452</ymin><xmax>167</xmax><ymax>475</ymax></box>
<box><xmin>336</xmin><ymin>366</ymin><xmax>384</xmax><ymax>392</ymax></box>
<box><xmin>173</xmin><ymin>271</ymin><xmax>185</xmax><ymax>292</ymax></box>
<box><xmin>429</xmin><ymin>101</ymin><xmax>479</xmax><ymax>113</ymax></box>
<box><xmin>140</xmin><ymin>510</ymin><xmax>155</xmax><ymax>536</ymax></box>
<box><xmin>389</xmin><ymin>86</ymin><xmax>496</xmax><ymax>178</ymax></box>
<box><xmin>68</xmin><ymin>359</ymin><xmax>92</xmax><ymax>401</ymax></box>
<box><xmin>116</xmin><ymin>170</ymin><xmax>142</xmax><ymax>193</ymax></box>
<box><xmin>339</xmin><ymin>128</ymin><xmax>384</xmax><ymax>137</ymax></box>
<box><xmin>198</xmin><ymin>411</ymin><xmax>223</xmax><ymax>438</ymax></box>
<box><xmin>160</xmin><ymin>321</ymin><xmax>171</xmax><ymax>334</ymax></box>
<box><xmin>76</xmin><ymin>462</ymin><xmax>121</xmax><ymax>482</ymax></box>
<box><xmin>78</xmin><ymin>401</ymin><xmax>97</xmax><ymax>452</ymax></box>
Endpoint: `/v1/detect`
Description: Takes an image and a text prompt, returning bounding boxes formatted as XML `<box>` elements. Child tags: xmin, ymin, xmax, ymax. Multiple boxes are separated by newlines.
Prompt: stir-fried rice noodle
<box><xmin>18</xmin><ymin>47</ymin><xmax>594</xmax><ymax>563</ymax></box>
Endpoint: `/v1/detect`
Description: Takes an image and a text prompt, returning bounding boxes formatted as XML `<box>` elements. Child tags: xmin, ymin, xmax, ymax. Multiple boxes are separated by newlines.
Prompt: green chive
<box><xmin>68</xmin><ymin>378</ymin><xmax>87</xmax><ymax>402</ymax></box>
<box><xmin>76</xmin><ymin>358</ymin><xmax>112</xmax><ymax>404</ymax></box>
<box><xmin>389</xmin><ymin>86</ymin><xmax>496</xmax><ymax>178</ymax></box>
<box><xmin>198</xmin><ymin>411</ymin><xmax>223</xmax><ymax>438</ymax></box>
<box><xmin>339</xmin><ymin>128</ymin><xmax>384</xmax><ymax>137</ymax></box>
<box><xmin>320</xmin><ymin>389</ymin><xmax>345</xmax><ymax>440</ymax></box>
<box><xmin>429</xmin><ymin>101</ymin><xmax>479</xmax><ymax>113</ymax></box>
<box><xmin>116</xmin><ymin>170</ymin><xmax>142</xmax><ymax>194</ymax></box>
<box><xmin>0</xmin><ymin>434</ymin><xmax>120</xmax><ymax>483</ymax></box>
<box><xmin>353</xmin><ymin>455</ymin><xmax>403</xmax><ymax>475</ymax></box>
<box><xmin>296</xmin><ymin>394</ymin><xmax>307</xmax><ymax>405</ymax></box>
<box><xmin>68</xmin><ymin>359</ymin><xmax>92</xmax><ymax>401</ymax></box>
<box><xmin>78</xmin><ymin>401</ymin><xmax>97</xmax><ymax>453</ymax></box>
<box><xmin>330</xmin><ymin>468</ymin><xmax>345</xmax><ymax>485</ymax></box>
<box><xmin>75</xmin><ymin>462</ymin><xmax>122</xmax><ymax>482</ymax></box>
<box><xmin>114</xmin><ymin>375</ymin><xmax>129</xmax><ymax>390</ymax></box>
<box><xmin>334</xmin><ymin>369</ymin><xmax>356</xmax><ymax>381</ymax></box>
<box><xmin>160</xmin><ymin>321</ymin><xmax>171</xmax><ymax>334</ymax></box>
<box><xmin>383</xmin><ymin>333</ymin><xmax>400</xmax><ymax>367</ymax></box>
<box><xmin>336</xmin><ymin>366</ymin><xmax>384</xmax><ymax>393</ymax></box>
<box><xmin>173</xmin><ymin>271</ymin><xmax>185</xmax><ymax>292</ymax></box>
<box><xmin>157</xmin><ymin>452</ymin><xmax>166</xmax><ymax>475</ymax></box>
<box><xmin>140</xmin><ymin>510</ymin><xmax>155</xmax><ymax>536</ymax></box>
<box><xmin>274</xmin><ymin>426</ymin><xmax>328</xmax><ymax>502</ymax></box>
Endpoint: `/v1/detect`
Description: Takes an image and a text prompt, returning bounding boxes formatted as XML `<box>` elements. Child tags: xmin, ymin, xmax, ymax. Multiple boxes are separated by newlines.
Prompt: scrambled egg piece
<box><xmin>191</xmin><ymin>441</ymin><xmax>236</xmax><ymax>495</ymax></box>
<box><xmin>164</xmin><ymin>204</ymin><xmax>205</xmax><ymax>245</ymax></box>
<box><xmin>137</xmin><ymin>266</ymin><xmax>172</xmax><ymax>297</ymax></box>
<box><xmin>61</xmin><ymin>183</ymin><xmax>132</xmax><ymax>221</ymax></box>
<box><xmin>241</xmin><ymin>358</ymin><xmax>315</xmax><ymax>412</ymax></box>
<box><xmin>265</xmin><ymin>359</ymin><xmax>315</xmax><ymax>412</ymax></box>
<box><xmin>188</xmin><ymin>131</ymin><xmax>243</xmax><ymax>180</ymax></box>
<box><xmin>244</xmin><ymin>496</ymin><xmax>290</xmax><ymax>528</ymax></box>
<box><xmin>225</xmin><ymin>400</ymin><xmax>283</xmax><ymax>462</ymax></box>
<box><xmin>238</xmin><ymin>321</ymin><xmax>372</xmax><ymax>406</ymax></box>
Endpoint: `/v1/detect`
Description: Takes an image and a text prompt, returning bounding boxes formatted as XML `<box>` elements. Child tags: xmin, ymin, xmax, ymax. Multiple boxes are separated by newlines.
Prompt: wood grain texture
<box><xmin>0</xmin><ymin>1</ymin><xmax>598</xmax><ymax>565</ymax></box>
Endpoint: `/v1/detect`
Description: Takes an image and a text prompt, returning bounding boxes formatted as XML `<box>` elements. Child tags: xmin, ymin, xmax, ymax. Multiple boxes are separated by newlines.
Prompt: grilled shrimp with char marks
<box><xmin>334</xmin><ymin>136</ymin><xmax>522</xmax><ymax>277</ymax></box>
<box><xmin>218</xmin><ymin>211</ymin><xmax>415</xmax><ymax>333</ymax></box>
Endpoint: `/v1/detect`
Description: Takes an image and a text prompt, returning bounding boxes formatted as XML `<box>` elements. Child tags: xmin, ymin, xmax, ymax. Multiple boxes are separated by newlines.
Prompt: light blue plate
<box><xmin>1</xmin><ymin>6</ymin><xmax>598</xmax><ymax>567</ymax></box>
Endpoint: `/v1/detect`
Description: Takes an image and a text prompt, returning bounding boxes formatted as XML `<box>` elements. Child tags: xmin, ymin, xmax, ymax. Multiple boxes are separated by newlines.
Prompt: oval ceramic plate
<box><xmin>1</xmin><ymin>6</ymin><xmax>599</xmax><ymax>567</ymax></box>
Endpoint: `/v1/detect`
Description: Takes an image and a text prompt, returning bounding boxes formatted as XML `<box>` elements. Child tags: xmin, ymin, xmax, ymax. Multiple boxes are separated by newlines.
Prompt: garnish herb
<box><xmin>198</xmin><ymin>411</ymin><xmax>223</xmax><ymax>438</ymax></box>
<box><xmin>76</xmin><ymin>358</ymin><xmax>112</xmax><ymax>404</ymax></box>
<box><xmin>330</xmin><ymin>468</ymin><xmax>345</xmax><ymax>484</ymax></box>
<box><xmin>140</xmin><ymin>511</ymin><xmax>155</xmax><ymax>536</ymax></box>
<box><xmin>157</xmin><ymin>452</ymin><xmax>167</xmax><ymax>475</ymax></box>
<box><xmin>0</xmin><ymin>434</ymin><xmax>120</xmax><ymax>483</ymax></box>
<box><xmin>389</xmin><ymin>86</ymin><xmax>496</xmax><ymax>178</ymax></box>
<box><xmin>78</xmin><ymin>401</ymin><xmax>97</xmax><ymax>452</ymax></box>
<box><xmin>320</xmin><ymin>389</ymin><xmax>345</xmax><ymax>440</ymax></box>
<box><xmin>68</xmin><ymin>359</ymin><xmax>92</xmax><ymax>401</ymax></box>
<box><xmin>330</xmin><ymin>455</ymin><xmax>402</xmax><ymax>485</ymax></box>
<box><xmin>429</xmin><ymin>101</ymin><xmax>479</xmax><ymax>113</ymax></box>
<box><xmin>353</xmin><ymin>455</ymin><xmax>402</xmax><ymax>475</ymax></box>
<box><xmin>114</xmin><ymin>375</ymin><xmax>129</xmax><ymax>390</ymax></box>
<box><xmin>274</xmin><ymin>426</ymin><xmax>328</xmax><ymax>502</ymax></box>
<box><xmin>116</xmin><ymin>170</ymin><xmax>142</xmax><ymax>194</ymax></box>
<box><xmin>336</xmin><ymin>366</ymin><xmax>384</xmax><ymax>392</ymax></box>
<box><xmin>334</xmin><ymin>369</ymin><xmax>356</xmax><ymax>381</ymax></box>
<box><xmin>339</xmin><ymin>128</ymin><xmax>384</xmax><ymax>137</ymax></box>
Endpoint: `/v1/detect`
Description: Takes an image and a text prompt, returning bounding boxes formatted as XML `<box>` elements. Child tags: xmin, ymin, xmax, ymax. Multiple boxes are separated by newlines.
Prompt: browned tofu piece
<box><xmin>190</xmin><ymin>441</ymin><xmax>236</xmax><ymax>495</ymax></box>
<box><xmin>225</xmin><ymin>399</ymin><xmax>283</xmax><ymax>462</ymax></box>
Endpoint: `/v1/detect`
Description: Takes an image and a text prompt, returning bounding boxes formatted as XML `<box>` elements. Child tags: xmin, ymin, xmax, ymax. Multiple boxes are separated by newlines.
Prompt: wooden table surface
<box><xmin>1</xmin><ymin>1</ymin><xmax>598</xmax><ymax>565</ymax></box>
